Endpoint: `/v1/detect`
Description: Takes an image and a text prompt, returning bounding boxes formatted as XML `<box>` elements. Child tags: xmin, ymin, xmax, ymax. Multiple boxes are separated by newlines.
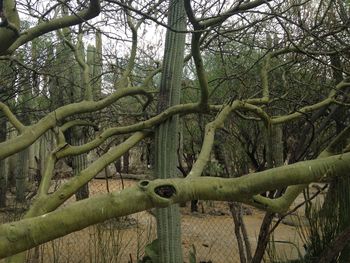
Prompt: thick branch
<box><xmin>0</xmin><ymin>87</ymin><xmax>151</xmax><ymax>160</ymax></box>
<box><xmin>36</xmin><ymin>131</ymin><xmax>149</xmax><ymax>212</ymax></box>
<box><xmin>1</xmin><ymin>152</ymin><xmax>350</xmax><ymax>258</ymax></box>
<box><xmin>190</xmin><ymin>31</ymin><xmax>210</xmax><ymax>108</ymax></box>
<box><xmin>271</xmin><ymin>97</ymin><xmax>334</xmax><ymax>124</ymax></box>
<box><xmin>116</xmin><ymin>12</ymin><xmax>138</xmax><ymax>88</ymax></box>
<box><xmin>319</xmin><ymin>125</ymin><xmax>350</xmax><ymax>158</ymax></box>
<box><xmin>3</xmin><ymin>0</ymin><xmax>101</xmax><ymax>55</ymax></box>
<box><xmin>250</xmin><ymin>124</ymin><xmax>350</xmax><ymax>213</ymax></box>
<box><xmin>270</xmin><ymin>80</ymin><xmax>349</xmax><ymax>125</ymax></box>
<box><xmin>56</xmin><ymin>102</ymin><xmax>199</xmax><ymax>158</ymax></box>
<box><xmin>0</xmin><ymin>102</ymin><xmax>25</xmax><ymax>133</ymax></box>
<box><xmin>198</xmin><ymin>0</ymin><xmax>271</xmax><ymax>28</ymax></box>
<box><xmin>188</xmin><ymin>101</ymin><xmax>270</xmax><ymax>179</ymax></box>
<box><xmin>188</xmin><ymin>102</ymin><xmax>240</xmax><ymax>178</ymax></box>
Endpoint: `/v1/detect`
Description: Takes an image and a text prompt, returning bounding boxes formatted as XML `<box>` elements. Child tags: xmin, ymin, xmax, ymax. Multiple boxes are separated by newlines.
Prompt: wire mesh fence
<box><xmin>0</xmin><ymin>177</ymin><xmax>243</xmax><ymax>263</ymax></box>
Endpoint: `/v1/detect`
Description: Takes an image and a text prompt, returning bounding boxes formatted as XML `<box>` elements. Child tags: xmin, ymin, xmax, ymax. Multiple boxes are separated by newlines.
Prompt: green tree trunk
<box><xmin>154</xmin><ymin>0</ymin><xmax>186</xmax><ymax>262</ymax></box>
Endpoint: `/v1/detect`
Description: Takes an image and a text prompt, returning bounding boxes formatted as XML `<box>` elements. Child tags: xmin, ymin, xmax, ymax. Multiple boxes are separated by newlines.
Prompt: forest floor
<box><xmin>0</xmin><ymin>178</ymin><xmax>319</xmax><ymax>263</ymax></box>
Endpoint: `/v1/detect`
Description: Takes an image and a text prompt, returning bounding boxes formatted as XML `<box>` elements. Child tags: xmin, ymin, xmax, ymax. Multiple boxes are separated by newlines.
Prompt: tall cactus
<box><xmin>155</xmin><ymin>0</ymin><xmax>186</xmax><ymax>262</ymax></box>
<box><xmin>15</xmin><ymin>149</ymin><xmax>28</xmax><ymax>202</ymax></box>
<box><xmin>0</xmin><ymin>60</ymin><xmax>13</xmax><ymax>207</ymax></box>
<box><xmin>15</xmin><ymin>53</ymin><xmax>32</xmax><ymax>203</ymax></box>
<box><xmin>0</xmin><ymin>113</ymin><xmax>6</xmax><ymax>207</ymax></box>
<box><xmin>70</xmin><ymin>37</ymin><xmax>91</xmax><ymax>200</ymax></box>
<box><xmin>93</xmin><ymin>30</ymin><xmax>102</xmax><ymax>99</ymax></box>
<box><xmin>71</xmin><ymin>32</ymin><xmax>102</xmax><ymax>200</ymax></box>
<box><xmin>71</xmin><ymin>128</ymin><xmax>89</xmax><ymax>200</ymax></box>
<box><xmin>72</xmin><ymin>40</ymin><xmax>89</xmax><ymax>200</ymax></box>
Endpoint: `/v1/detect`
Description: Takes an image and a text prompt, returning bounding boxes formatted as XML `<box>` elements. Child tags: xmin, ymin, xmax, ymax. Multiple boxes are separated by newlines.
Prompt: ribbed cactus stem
<box><xmin>94</xmin><ymin>30</ymin><xmax>102</xmax><ymax>99</ymax></box>
<box><xmin>15</xmin><ymin>148</ymin><xmax>28</xmax><ymax>202</ymax></box>
<box><xmin>70</xmin><ymin>41</ymin><xmax>91</xmax><ymax>200</ymax></box>
<box><xmin>87</xmin><ymin>45</ymin><xmax>95</xmax><ymax>69</ymax></box>
<box><xmin>0</xmin><ymin>114</ymin><xmax>6</xmax><ymax>207</ymax></box>
<box><xmin>0</xmin><ymin>159</ymin><xmax>5</xmax><ymax>207</ymax></box>
<box><xmin>71</xmin><ymin>130</ymin><xmax>89</xmax><ymax>200</ymax></box>
<box><xmin>15</xmin><ymin>63</ymin><xmax>31</xmax><ymax>203</ymax></box>
<box><xmin>155</xmin><ymin>0</ymin><xmax>186</xmax><ymax>262</ymax></box>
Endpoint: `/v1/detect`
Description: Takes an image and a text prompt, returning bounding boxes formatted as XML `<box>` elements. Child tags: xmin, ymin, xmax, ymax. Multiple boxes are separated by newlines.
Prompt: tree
<box><xmin>0</xmin><ymin>0</ymin><xmax>350</xmax><ymax>262</ymax></box>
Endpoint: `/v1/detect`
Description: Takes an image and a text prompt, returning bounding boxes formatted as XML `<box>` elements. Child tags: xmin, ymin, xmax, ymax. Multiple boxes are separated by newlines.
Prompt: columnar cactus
<box><xmin>155</xmin><ymin>0</ymin><xmax>186</xmax><ymax>262</ymax></box>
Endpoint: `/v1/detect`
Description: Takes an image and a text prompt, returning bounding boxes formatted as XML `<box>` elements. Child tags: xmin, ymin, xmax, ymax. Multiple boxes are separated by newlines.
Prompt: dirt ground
<box><xmin>1</xmin><ymin>179</ymin><xmax>308</xmax><ymax>263</ymax></box>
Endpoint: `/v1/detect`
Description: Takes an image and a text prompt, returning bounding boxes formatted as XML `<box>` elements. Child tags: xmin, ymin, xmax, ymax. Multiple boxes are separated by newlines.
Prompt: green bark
<box><xmin>1</xmin><ymin>151</ymin><xmax>350</xmax><ymax>259</ymax></box>
<box><xmin>3</xmin><ymin>131</ymin><xmax>148</xmax><ymax>262</ymax></box>
<box><xmin>154</xmin><ymin>0</ymin><xmax>186</xmax><ymax>262</ymax></box>
<box><xmin>0</xmin><ymin>86</ymin><xmax>152</xmax><ymax>160</ymax></box>
<box><xmin>28</xmin><ymin>131</ymin><xmax>147</xmax><ymax>216</ymax></box>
